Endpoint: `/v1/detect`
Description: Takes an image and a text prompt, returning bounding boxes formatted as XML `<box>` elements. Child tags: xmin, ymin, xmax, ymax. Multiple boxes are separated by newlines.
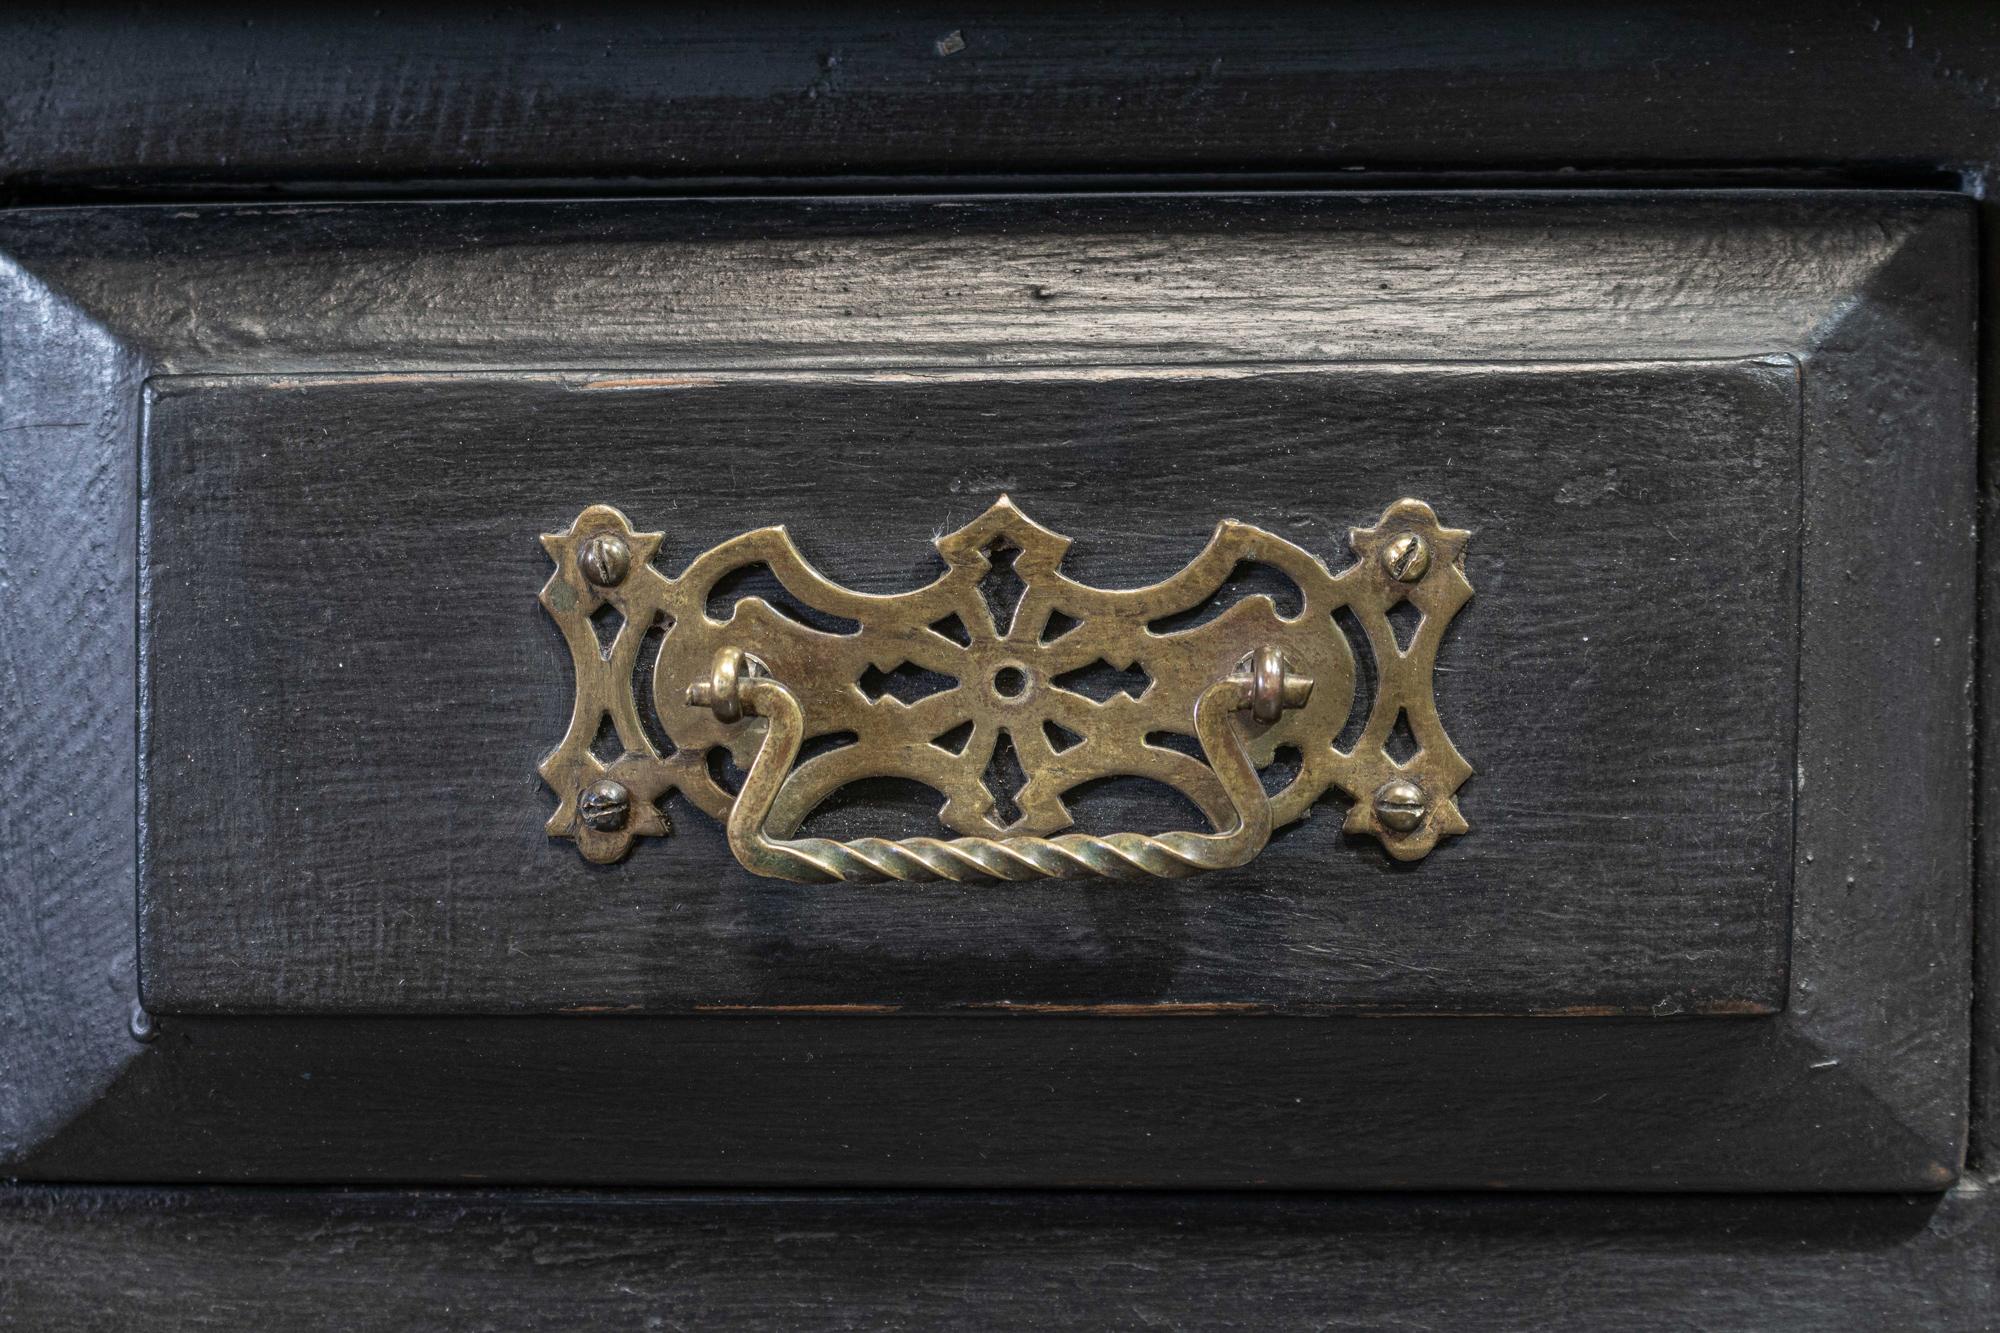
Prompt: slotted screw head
<box><xmin>578</xmin><ymin>532</ymin><xmax>632</xmax><ymax>587</ymax></box>
<box><xmin>579</xmin><ymin>779</ymin><xmax>632</xmax><ymax>832</ymax></box>
<box><xmin>1372</xmin><ymin>779</ymin><xmax>1427</xmax><ymax>833</ymax></box>
<box><xmin>1382</xmin><ymin>531</ymin><xmax>1430</xmax><ymax>583</ymax></box>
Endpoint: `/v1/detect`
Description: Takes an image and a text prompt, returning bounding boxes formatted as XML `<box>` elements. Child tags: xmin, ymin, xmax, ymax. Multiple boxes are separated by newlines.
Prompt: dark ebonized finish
<box><xmin>0</xmin><ymin>8</ymin><xmax>1995</xmax><ymax>195</ymax></box>
<box><xmin>3</xmin><ymin>1184</ymin><xmax>1997</xmax><ymax>1332</ymax></box>
<box><xmin>0</xmin><ymin>192</ymin><xmax>1973</xmax><ymax>1192</ymax></box>
<box><xmin>141</xmin><ymin>360</ymin><xmax>1798</xmax><ymax>1017</ymax></box>
<box><xmin>1</xmin><ymin>6</ymin><xmax>1996</xmax><ymax>1329</ymax></box>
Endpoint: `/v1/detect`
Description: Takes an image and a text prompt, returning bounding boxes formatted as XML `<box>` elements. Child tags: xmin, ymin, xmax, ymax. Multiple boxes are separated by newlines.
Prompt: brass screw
<box><xmin>578</xmin><ymin>532</ymin><xmax>632</xmax><ymax>587</ymax></box>
<box><xmin>578</xmin><ymin>778</ymin><xmax>632</xmax><ymax>832</ymax></box>
<box><xmin>1382</xmin><ymin>532</ymin><xmax>1430</xmax><ymax>583</ymax></box>
<box><xmin>1372</xmin><ymin>779</ymin><xmax>1426</xmax><ymax>833</ymax></box>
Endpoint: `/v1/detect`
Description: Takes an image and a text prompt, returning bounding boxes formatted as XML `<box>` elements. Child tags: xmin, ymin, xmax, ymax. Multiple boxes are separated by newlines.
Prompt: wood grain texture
<box><xmin>1976</xmin><ymin>170</ymin><xmax>2000</xmax><ymax>1183</ymax></box>
<box><xmin>0</xmin><ymin>247</ymin><xmax>142</xmax><ymax>1162</ymax></box>
<box><xmin>0</xmin><ymin>1016</ymin><xmax>1966</xmax><ymax>1189</ymax></box>
<box><xmin>1793</xmin><ymin>212</ymin><xmax>1978</xmax><ymax>1173</ymax></box>
<box><xmin>0</xmin><ymin>193</ymin><xmax>1925</xmax><ymax>374</ymax></box>
<box><xmin>0</xmin><ymin>192</ymin><xmax>1973</xmax><ymax>1189</ymax></box>
<box><xmin>0</xmin><ymin>7</ymin><xmax>1993</xmax><ymax>1325</ymax></box>
<box><xmin>138</xmin><ymin>361</ymin><xmax>1799</xmax><ymax>1016</ymax></box>
<box><xmin>0</xmin><ymin>5</ymin><xmax>1992</xmax><ymax>1320</ymax></box>
<box><xmin>2</xmin><ymin>1182</ymin><xmax>1997</xmax><ymax>1332</ymax></box>
<box><xmin>0</xmin><ymin>6</ymin><xmax>1995</xmax><ymax>193</ymax></box>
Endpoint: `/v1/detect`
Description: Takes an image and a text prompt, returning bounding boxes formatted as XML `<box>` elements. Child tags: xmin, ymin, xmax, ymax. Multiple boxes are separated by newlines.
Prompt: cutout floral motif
<box><xmin>540</xmin><ymin>496</ymin><xmax>1473</xmax><ymax>867</ymax></box>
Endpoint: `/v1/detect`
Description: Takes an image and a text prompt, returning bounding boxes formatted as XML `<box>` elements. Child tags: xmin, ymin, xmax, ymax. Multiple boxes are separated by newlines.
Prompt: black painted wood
<box><xmin>0</xmin><ymin>233</ymin><xmax>142</xmax><ymax>1166</ymax></box>
<box><xmin>2</xmin><ymin>1015</ymin><xmax>1960</xmax><ymax>1190</ymax></box>
<box><xmin>0</xmin><ymin>193</ymin><xmax>1947</xmax><ymax>373</ymax></box>
<box><xmin>0</xmin><ymin>6</ymin><xmax>1995</xmax><ymax>1327</ymax></box>
<box><xmin>0</xmin><ymin>7</ymin><xmax>1995</xmax><ymax>195</ymax></box>
<box><xmin>0</xmin><ymin>191</ymin><xmax>1971</xmax><ymax>1189</ymax></box>
<box><xmin>3</xmin><ymin>1183</ymin><xmax>1996</xmax><ymax>1332</ymax></box>
<box><xmin>139</xmin><ymin>360</ymin><xmax>1798</xmax><ymax>1016</ymax></box>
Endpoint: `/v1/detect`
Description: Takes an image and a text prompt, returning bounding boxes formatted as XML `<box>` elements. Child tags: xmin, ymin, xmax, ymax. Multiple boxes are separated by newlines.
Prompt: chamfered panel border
<box><xmin>0</xmin><ymin>191</ymin><xmax>1973</xmax><ymax>1187</ymax></box>
<box><xmin>4</xmin><ymin>1183</ymin><xmax>1996</xmax><ymax>1331</ymax></box>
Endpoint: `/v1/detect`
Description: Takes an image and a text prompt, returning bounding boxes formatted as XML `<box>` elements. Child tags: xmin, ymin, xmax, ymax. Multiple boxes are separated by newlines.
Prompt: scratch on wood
<box><xmin>692</xmin><ymin>1003</ymin><xmax>905</xmax><ymax>1014</ymax></box>
<box><xmin>579</xmin><ymin>375</ymin><xmax>724</xmax><ymax>391</ymax></box>
<box><xmin>263</xmin><ymin>373</ymin><xmax>469</xmax><ymax>390</ymax></box>
<box><xmin>1346</xmin><ymin>999</ymin><xmax>1778</xmax><ymax>1018</ymax></box>
<box><xmin>1691</xmin><ymin>999</ymin><xmax>1780</xmax><ymax>1016</ymax></box>
<box><xmin>966</xmin><ymin>1001</ymin><xmax>1274</xmax><ymax>1016</ymax></box>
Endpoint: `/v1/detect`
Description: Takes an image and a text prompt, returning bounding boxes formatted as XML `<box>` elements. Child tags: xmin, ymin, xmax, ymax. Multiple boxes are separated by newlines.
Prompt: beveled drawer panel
<box><xmin>140</xmin><ymin>358</ymin><xmax>1798</xmax><ymax>1017</ymax></box>
<box><xmin>0</xmin><ymin>192</ymin><xmax>1971</xmax><ymax>1188</ymax></box>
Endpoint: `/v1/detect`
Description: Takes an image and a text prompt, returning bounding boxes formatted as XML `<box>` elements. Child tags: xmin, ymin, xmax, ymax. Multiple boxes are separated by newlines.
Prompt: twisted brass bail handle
<box><xmin>686</xmin><ymin>645</ymin><xmax>1313</xmax><ymax>883</ymax></box>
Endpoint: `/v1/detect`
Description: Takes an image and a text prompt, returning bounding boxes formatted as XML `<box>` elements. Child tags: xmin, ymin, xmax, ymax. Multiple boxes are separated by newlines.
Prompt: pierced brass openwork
<box><xmin>540</xmin><ymin>498</ymin><xmax>1472</xmax><ymax>881</ymax></box>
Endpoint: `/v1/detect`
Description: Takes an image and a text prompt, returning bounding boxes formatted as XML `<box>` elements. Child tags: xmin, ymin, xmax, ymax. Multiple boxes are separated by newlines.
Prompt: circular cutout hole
<box><xmin>993</xmin><ymin>666</ymin><xmax>1029</xmax><ymax>698</ymax></box>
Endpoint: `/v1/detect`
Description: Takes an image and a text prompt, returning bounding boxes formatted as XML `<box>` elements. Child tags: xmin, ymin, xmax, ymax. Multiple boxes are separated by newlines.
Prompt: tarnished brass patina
<box><xmin>540</xmin><ymin>497</ymin><xmax>1472</xmax><ymax>880</ymax></box>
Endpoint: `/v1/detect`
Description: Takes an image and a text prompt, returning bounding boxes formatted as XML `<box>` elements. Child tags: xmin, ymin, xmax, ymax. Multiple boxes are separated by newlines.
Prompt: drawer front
<box><xmin>141</xmin><ymin>359</ymin><xmax>1796</xmax><ymax>1017</ymax></box>
<box><xmin>1</xmin><ymin>192</ymin><xmax>1973</xmax><ymax>1188</ymax></box>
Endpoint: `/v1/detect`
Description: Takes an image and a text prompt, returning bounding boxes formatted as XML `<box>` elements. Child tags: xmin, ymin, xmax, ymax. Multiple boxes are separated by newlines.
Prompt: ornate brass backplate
<box><xmin>539</xmin><ymin>498</ymin><xmax>1471</xmax><ymax>881</ymax></box>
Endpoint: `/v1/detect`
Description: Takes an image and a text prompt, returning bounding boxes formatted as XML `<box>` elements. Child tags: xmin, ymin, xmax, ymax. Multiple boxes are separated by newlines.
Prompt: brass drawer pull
<box><xmin>684</xmin><ymin>644</ymin><xmax>1311</xmax><ymax>882</ymax></box>
<box><xmin>539</xmin><ymin>497</ymin><xmax>1472</xmax><ymax>879</ymax></box>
